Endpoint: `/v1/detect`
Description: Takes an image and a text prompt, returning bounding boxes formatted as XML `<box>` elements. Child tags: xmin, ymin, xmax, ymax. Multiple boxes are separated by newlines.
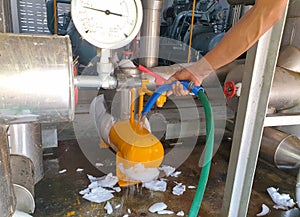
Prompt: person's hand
<box><xmin>166</xmin><ymin>67</ymin><xmax>201</xmax><ymax>96</ymax></box>
<box><xmin>166</xmin><ymin>58</ymin><xmax>214</xmax><ymax>96</ymax></box>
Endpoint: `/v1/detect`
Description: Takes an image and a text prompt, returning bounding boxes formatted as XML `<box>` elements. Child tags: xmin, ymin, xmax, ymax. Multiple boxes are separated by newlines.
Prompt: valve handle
<box><xmin>137</xmin><ymin>64</ymin><xmax>166</xmax><ymax>86</ymax></box>
<box><xmin>224</xmin><ymin>81</ymin><xmax>237</xmax><ymax>98</ymax></box>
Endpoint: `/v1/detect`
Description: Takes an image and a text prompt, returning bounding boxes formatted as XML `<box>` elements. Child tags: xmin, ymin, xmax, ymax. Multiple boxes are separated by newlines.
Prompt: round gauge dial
<box><xmin>71</xmin><ymin>0</ymin><xmax>143</xmax><ymax>49</ymax></box>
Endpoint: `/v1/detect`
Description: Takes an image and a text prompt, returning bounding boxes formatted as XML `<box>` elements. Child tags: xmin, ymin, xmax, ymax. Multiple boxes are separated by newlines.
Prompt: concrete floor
<box><xmin>33</xmin><ymin>136</ymin><xmax>300</xmax><ymax>217</ymax></box>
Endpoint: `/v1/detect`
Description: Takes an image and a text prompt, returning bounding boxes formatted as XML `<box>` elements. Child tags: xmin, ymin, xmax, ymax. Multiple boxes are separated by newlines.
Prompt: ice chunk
<box><xmin>170</xmin><ymin>171</ymin><xmax>181</xmax><ymax>177</ymax></box>
<box><xmin>159</xmin><ymin>165</ymin><xmax>176</xmax><ymax>177</ymax></box>
<box><xmin>118</xmin><ymin>163</ymin><xmax>159</xmax><ymax>182</ymax></box>
<box><xmin>95</xmin><ymin>162</ymin><xmax>104</xmax><ymax>167</ymax></box>
<box><xmin>58</xmin><ymin>169</ymin><xmax>67</xmax><ymax>174</ymax></box>
<box><xmin>104</xmin><ymin>201</ymin><xmax>113</xmax><ymax>214</ymax></box>
<box><xmin>87</xmin><ymin>173</ymin><xmax>118</xmax><ymax>188</ymax></box>
<box><xmin>82</xmin><ymin>186</ymin><xmax>114</xmax><ymax>203</ymax></box>
<box><xmin>127</xmin><ymin>208</ymin><xmax>131</xmax><ymax>214</ymax></box>
<box><xmin>157</xmin><ymin>210</ymin><xmax>174</xmax><ymax>214</ymax></box>
<box><xmin>273</xmin><ymin>204</ymin><xmax>288</xmax><ymax>210</ymax></box>
<box><xmin>267</xmin><ymin>187</ymin><xmax>295</xmax><ymax>209</ymax></box>
<box><xmin>76</xmin><ymin>168</ymin><xmax>84</xmax><ymax>172</ymax></box>
<box><xmin>256</xmin><ymin>204</ymin><xmax>270</xmax><ymax>216</ymax></box>
<box><xmin>115</xmin><ymin>204</ymin><xmax>121</xmax><ymax>209</ymax></box>
<box><xmin>149</xmin><ymin>202</ymin><xmax>168</xmax><ymax>213</ymax></box>
<box><xmin>113</xmin><ymin>187</ymin><xmax>121</xmax><ymax>192</ymax></box>
<box><xmin>79</xmin><ymin>187</ymin><xmax>90</xmax><ymax>195</ymax></box>
<box><xmin>172</xmin><ymin>183</ymin><xmax>186</xmax><ymax>196</ymax></box>
<box><xmin>176</xmin><ymin>211</ymin><xmax>184</xmax><ymax>216</ymax></box>
<box><xmin>143</xmin><ymin>179</ymin><xmax>167</xmax><ymax>192</ymax></box>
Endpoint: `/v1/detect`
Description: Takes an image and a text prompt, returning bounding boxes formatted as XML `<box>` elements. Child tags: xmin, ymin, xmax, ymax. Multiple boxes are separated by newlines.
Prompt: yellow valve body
<box><xmin>109</xmin><ymin>120</ymin><xmax>164</xmax><ymax>186</ymax></box>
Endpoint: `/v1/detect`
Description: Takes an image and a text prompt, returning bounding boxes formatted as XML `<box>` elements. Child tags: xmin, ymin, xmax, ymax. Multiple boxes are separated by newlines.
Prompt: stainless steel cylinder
<box><xmin>8</xmin><ymin>123</ymin><xmax>43</xmax><ymax>184</ymax></box>
<box><xmin>0</xmin><ymin>33</ymin><xmax>75</xmax><ymax>124</ymax></box>
<box><xmin>225</xmin><ymin>65</ymin><xmax>300</xmax><ymax>112</ymax></box>
<box><xmin>260</xmin><ymin>127</ymin><xmax>300</xmax><ymax>169</ymax></box>
<box><xmin>10</xmin><ymin>155</ymin><xmax>35</xmax><ymax>214</ymax></box>
<box><xmin>140</xmin><ymin>0</ymin><xmax>163</xmax><ymax>67</ymax></box>
<box><xmin>0</xmin><ymin>126</ymin><xmax>16</xmax><ymax>217</ymax></box>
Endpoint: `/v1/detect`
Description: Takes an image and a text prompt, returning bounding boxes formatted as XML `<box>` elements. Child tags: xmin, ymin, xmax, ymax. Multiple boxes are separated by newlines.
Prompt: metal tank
<box><xmin>0</xmin><ymin>33</ymin><xmax>75</xmax><ymax>124</ymax></box>
<box><xmin>260</xmin><ymin>127</ymin><xmax>300</xmax><ymax>169</ymax></box>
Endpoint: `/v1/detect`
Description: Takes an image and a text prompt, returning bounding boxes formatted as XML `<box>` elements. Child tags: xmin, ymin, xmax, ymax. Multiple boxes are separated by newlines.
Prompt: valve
<box><xmin>224</xmin><ymin>81</ymin><xmax>237</xmax><ymax>98</ymax></box>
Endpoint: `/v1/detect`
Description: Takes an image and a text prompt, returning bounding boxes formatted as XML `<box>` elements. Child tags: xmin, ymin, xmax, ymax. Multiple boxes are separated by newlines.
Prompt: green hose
<box><xmin>188</xmin><ymin>91</ymin><xmax>214</xmax><ymax>217</ymax></box>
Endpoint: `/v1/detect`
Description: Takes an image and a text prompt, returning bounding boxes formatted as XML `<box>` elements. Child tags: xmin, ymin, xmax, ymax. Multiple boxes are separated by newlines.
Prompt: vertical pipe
<box><xmin>8</xmin><ymin>123</ymin><xmax>43</xmax><ymax>184</ymax></box>
<box><xmin>0</xmin><ymin>125</ymin><xmax>16</xmax><ymax>217</ymax></box>
<box><xmin>140</xmin><ymin>0</ymin><xmax>163</xmax><ymax>67</ymax></box>
<box><xmin>130</xmin><ymin>89</ymin><xmax>135</xmax><ymax>124</ymax></box>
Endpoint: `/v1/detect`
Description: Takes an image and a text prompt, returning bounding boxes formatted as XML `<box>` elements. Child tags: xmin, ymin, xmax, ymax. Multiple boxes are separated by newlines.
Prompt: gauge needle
<box><xmin>83</xmin><ymin>6</ymin><xmax>123</xmax><ymax>16</ymax></box>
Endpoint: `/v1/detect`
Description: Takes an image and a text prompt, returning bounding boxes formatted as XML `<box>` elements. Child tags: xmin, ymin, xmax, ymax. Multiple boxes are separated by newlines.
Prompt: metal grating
<box><xmin>17</xmin><ymin>0</ymin><xmax>70</xmax><ymax>34</ymax></box>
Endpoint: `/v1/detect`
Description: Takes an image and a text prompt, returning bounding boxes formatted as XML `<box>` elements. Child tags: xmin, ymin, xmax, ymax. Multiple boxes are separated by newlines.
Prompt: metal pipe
<box><xmin>0</xmin><ymin>125</ymin><xmax>16</xmax><ymax>217</ymax></box>
<box><xmin>296</xmin><ymin>169</ymin><xmax>300</xmax><ymax>208</ymax></box>
<box><xmin>10</xmin><ymin>155</ymin><xmax>35</xmax><ymax>214</ymax></box>
<box><xmin>260</xmin><ymin>127</ymin><xmax>300</xmax><ymax>169</ymax></box>
<box><xmin>140</xmin><ymin>0</ymin><xmax>163</xmax><ymax>67</ymax></box>
<box><xmin>225</xmin><ymin>65</ymin><xmax>300</xmax><ymax>112</ymax></box>
<box><xmin>8</xmin><ymin>123</ymin><xmax>43</xmax><ymax>184</ymax></box>
<box><xmin>74</xmin><ymin>75</ymin><xmax>117</xmax><ymax>89</ymax></box>
<box><xmin>0</xmin><ymin>33</ymin><xmax>74</xmax><ymax>124</ymax></box>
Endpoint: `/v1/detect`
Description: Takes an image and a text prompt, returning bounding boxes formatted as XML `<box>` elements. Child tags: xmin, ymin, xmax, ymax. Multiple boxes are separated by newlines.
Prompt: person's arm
<box><xmin>168</xmin><ymin>0</ymin><xmax>288</xmax><ymax>95</ymax></box>
<box><xmin>204</xmin><ymin>0</ymin><xmax>288</xmax><ymax>70</ymax></box>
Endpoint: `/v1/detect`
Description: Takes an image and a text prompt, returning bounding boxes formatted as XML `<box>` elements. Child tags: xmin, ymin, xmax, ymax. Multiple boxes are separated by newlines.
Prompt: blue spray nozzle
<box><xmin>141</xmin><ymin>80</ymin><xmax>204</xmax><ymax>117</ymax></box>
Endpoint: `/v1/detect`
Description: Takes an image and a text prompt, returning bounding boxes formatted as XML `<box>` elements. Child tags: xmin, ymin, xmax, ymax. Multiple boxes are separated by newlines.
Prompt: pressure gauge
<box><xmin>71</xmin><ymin>0</ymin><xmax>143</xmax><ymax>49</ymax></box>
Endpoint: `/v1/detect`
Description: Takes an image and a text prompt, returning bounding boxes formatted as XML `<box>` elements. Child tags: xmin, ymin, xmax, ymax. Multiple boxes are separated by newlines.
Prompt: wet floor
<box><xmin>33</xmin><ymin>136</ymin><xmax>300</xmax><ymax>217</ymax></box>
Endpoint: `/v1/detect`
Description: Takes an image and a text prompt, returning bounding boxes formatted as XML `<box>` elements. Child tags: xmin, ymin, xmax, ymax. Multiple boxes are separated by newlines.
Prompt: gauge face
<box><xmin>71</xmin><ymin>0</ymin><xmax>143</xmax><ymax>49</ymax></box>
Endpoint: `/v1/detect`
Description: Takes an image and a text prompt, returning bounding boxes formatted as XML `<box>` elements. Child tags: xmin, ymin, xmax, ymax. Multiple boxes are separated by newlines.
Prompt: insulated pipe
<box><xmin>260</xmin><ymin>127</ymin><xmax>300</xmax><ymax>169</ymax></box>
<box><xmin>140</xmin><ymin>0</ymin><xmax>163</xmax><ymax>67</ymax></box>
<box><xmin>0</xmin><ymin>126</ymin><xmax>16</xmax><ymax>217</ymax></box>
<box><xmin>0</xmin><ymin>33</ymin><xmax>74</xmax><ymax>124</ymax></box>
<box><xmin>225</xmin><ymin>65</ymin><xmax>300</xmax><ymax>112</ymax></box>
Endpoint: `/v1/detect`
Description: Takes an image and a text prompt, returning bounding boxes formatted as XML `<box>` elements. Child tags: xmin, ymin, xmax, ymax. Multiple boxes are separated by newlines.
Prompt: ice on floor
<box><xmin>58</xmin><ymin>169</ymin><xmax>67</xmax><ymax>174</ymax></box>
<box><xmin>256</xmin><ymin>204</ymin><xmax>270</xmax><ymax>216</ymax></box>
<box><xmin>104</xmin><ymin>201</ymin><xmax>113</xmax><ymax>214</ymax></box>
<box><xmin>76</xmin><ymin>168</ymin><xmax>84</xmax><ymax>172</ymax></box>
<box><xmin>159</xmin><ymin>165</ymin><xmax>176</xmax><ymax>176</ymax></box>
<box><xmin>267</xmin><ymin>187</ymin><xmax>295</xmax><ymax>209</ymax></box>
<box><xmin>172</xmin><ymin>182</ymin><xmax>186</xmax><ymax>196</ymax></box>
<box><xmin>157</xmin><ymin>210</ymin><xmax>174</xmax><ymax>214</ymax></box>
<box><xmin>80</xmin><ymin>173</ymin><xmax>119</xmax><ymax>204</ymax></box>
<box><xmin>82</xmin><ymin>186</ymin><xmax>114</xmax><ymax>203</ymax></box>
<box><xmin>170</xmin><ymin>171</ymin><xmax>182</xmax><ymax>177</ymax></box>
<box><xmin>159</xmin><ymin>165</ymin><xmax>182</xmax><ymax>177</ymax></box>
<box><xmin>87</xmin><ymin>173</ymin><xmax>118</xmax><ymax>188</ymax></box>
<box><xmin>176</xmin><ymin>211</ymin><xmax>185</xmax><ymax>216</ymax></box>
<box><xmin>95</xmin><ymin>162</ymin><xmax>104</xmax><ymax>167</ymax></box>
<box><xmin>148</xmin><ymin>202</ymin><xmax>168</xmax><ymax>213</ymax></box>
<box><xmin>143</xmin><ymin>179</ymin><xmax>167</xmax><ymax>192</ymax></box>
